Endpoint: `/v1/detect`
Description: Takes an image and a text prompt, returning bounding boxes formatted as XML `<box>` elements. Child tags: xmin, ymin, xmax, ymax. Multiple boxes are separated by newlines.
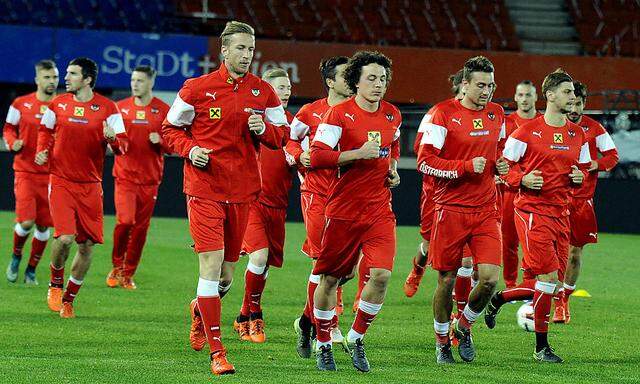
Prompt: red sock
<box><xmin>240</xmin><ymin>271</ymin><xmax>252</xmax><ymax>317</ymax></box>
<box><xmin>50</xmin><ymin>264</ymin><xmax>64</xmax><ymax>287</ymax></box>
<box><xmin>303</xmin><ymin>274</ymin><xmax>319</xmax><ymax>322</ymax></box>
<box><xmin>533</xmin><ymin>282</ymin><xmax>554</xmax><ymax>333</ymax></box>
<box><xmin>331</xmin><ymin>314</ymin><xmax>339</xmax><ymax>329</ymax></box>
<box><xmin>111</xmin><ymin>223</ymin><xmax>132</xmax><ymax>270</ymax></box>
<box><xmin>13</xmin><ymin>230</ymin><xmax>29</xmax><ymax>257</ymax></box>
<box><xmin>501</xmin><ymin>279</ymin><xmax>536</xmax><ymax>302</ymax></box>
<box><xmin>563</xmin><ymin>285</ymin><xmax>575</xmax><ymax>304</ymax></box>
<box><xmin>454</xmin><ymin>268</ymin><xmax>472</xmax><ymax>317</ymax></box>
<box><xmin>198</xmin><ymin>296</ymin><xmax>223</xmax><ymax>352</ymax></box>
<box><xmin>62</xmin><ymin>278</ymin><xmax>82</xmax><ymax>303</ymax></box>
<box><xmin>351</xmin><ymin>300</ymin><xmax>382</xmax><ymax>337</ymax></box>
<box><xmin>28</xmin><ymin>237</ymin><xmax>48</xmax><ymax>268</ymax></box>
<box><xmin>249</xmin><ymin>271</ymin><xmax>267</xmax><ymax>314</ymax></box>
<box><xmin>122</xmin><ymin>224</ymin><xmax>149</xmax><ymax>277</ymax></box>
<box><xmin>313</xmin><ymin>307</ymin><xmax>335</xmax><ymax>344</ymax></box>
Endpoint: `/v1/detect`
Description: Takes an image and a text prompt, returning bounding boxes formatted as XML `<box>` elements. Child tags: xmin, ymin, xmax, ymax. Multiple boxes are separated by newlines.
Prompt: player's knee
<box><xmin>478</xmin><ymin>277</ymin><xmax>498</xmax><ymax>293</ymax></box>
<box><xmin>19</xmin><ymin>220</ymin><xmax>35</xmax><ymax>230</ymax></box>
<box><xmin>57</xmin><ymin>235</ymin><xmax>75</xmax><ymax>247</ymax></box>
<box><xmin>369</xmin><ymin>270</ymin><xmax>391</xmax><ymax>289</ymax></box>
<box><xmin>439</xmin><ymin>271</ymin><xmax>456</xmax><ymax>288</ymax></box>
<box><xmin>320</xmin><ymin>275</ymin><xmax>340</xmax><ymax>290</ymax></box>
<box><xmin>461</xmin><ymin>257</ymin><xmax>473</xmax><ymax>268</ymax></box>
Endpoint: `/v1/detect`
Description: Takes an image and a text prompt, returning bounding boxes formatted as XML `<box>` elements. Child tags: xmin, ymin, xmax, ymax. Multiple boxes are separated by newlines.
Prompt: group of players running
<box><xmin>4</xmin><ymin>20</ymin><xmax>617</xmax><ymax>375</ymax></box>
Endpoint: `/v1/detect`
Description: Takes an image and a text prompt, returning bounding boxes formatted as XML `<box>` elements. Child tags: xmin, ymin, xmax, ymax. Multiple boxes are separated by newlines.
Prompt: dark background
<box><xmin>1</xmin><ymin>152</ymin><xmax>638</xmax><ymax>234</ymax></box>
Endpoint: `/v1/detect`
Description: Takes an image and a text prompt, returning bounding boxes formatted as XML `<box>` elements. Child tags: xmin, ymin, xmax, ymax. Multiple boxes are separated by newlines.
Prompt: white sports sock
<box><xmin>197</xmin><ymin>278</ymin><xmax>219</xmax><ymax>297</ymax></box>
<box><xmin>14</xmin><ymin>223</ymin><xmax>30</xmax><ymax>237</ymax></box>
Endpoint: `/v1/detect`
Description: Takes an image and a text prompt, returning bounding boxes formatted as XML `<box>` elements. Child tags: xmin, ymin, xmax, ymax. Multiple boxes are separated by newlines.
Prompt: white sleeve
<box><xmin>40</xmin><ymin>108</ymin><xmax>56</xmax><ymax>129</ymax></box>
<box><xmin>166</xmin><ymin>94</ymin><xmax>195</xmax><ymax>127</ymax></box>
<box><xmin>290</xmin><ymin>117</ymin><xmax>310</xmax><ymax>140</ymax></box>
<box><xmin>595</xmin><ymin>132</ymin><xmax>616</xmax><ymax>152</ymax></box>
<box><xmin>314</xmin><ymin>123</ymin><xmax>342</xmax><ymax>149</ymax></box>
<box><xmin>265</xmin><ymin>105</ymin><xmax>288</xmax><ymax>127</ymax></box>
<box><xmin>499</xmin><ymin>121</ymin><xmax>506</xmax><ymax>140</ymax></box>
<box><xmin>106</xmin><ymin>113</ymin><xmax>126</xmax><ymax>134</ymax></box>
<box><xmin>393</xmin><ymin>123</ymin><xmax>401</xmax><ymax>141</ymax></box>
<box><xmin>5</xmin><ymin>105</ymin><xmax>20</xmax><ymax>125</ymax></box>
<box><xmin>419</xmin><ymin>122</ymin><xmax>447</xmax><ymax>150</ymax></box>
<box><xmin>417</xmin><ymin>114</ymin><xmax>431</xmax><ymax>133</ymax></box>
<box><xmin>502</xmin><ymin>137</ymin><xmax>527</xmax><ymax>162</ymax></box>
<box><xmin>578</xmin><ymin>142</ymin><xmax>591</xmax><ymax>164</ymax></box>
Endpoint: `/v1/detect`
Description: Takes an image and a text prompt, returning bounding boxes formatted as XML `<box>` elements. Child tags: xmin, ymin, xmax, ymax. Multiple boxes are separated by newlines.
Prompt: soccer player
<box><xmin>286</xmin><ymin>56</ymin><xmax>352</xmax><ymax>358</ymax></box>
<box><xmin>310</xmin><ymin>51</ymin><xmax>401</xmax><ymax>372</ymax></box>
<box><xmin>106</xmin><ymin>66</ymin><xmax>170</xmax><ymax>290</ymax></box>
<box><xmin>485</xmin><ymin>69</ymin><xmax>591</xmax><ymax>363</ymax></box>
<box><xmin>404</xmin><ymin>69</ymin><xmax>464</xmax><ymax>298</ymax></box>
<box><xmin>161</xmin><ymin>21</ymin><xmax>288</xmax><ymax>376</ymax></box>
<box><xmin>553</xmin><ymin>81</ymin><xmax>618</xmax><ymax>323</ymax></box>
<box><xmin>4</xmin><ymin>60</ymin><xmax>58</xmax><ymax>285</ymax></box>
<box><xmin>502</xmin><ymin>80</ymin><xmax>543</xmax><ymax>288</ymax></box>
<box><xmin>417</xmin><ymin>56</ymin><xmax>507</xmax><ymax>364</ymax></box>
<box><xmin>233</xmin><ymin>67</ymin><xmax>293</xmax><ymax>343</ymax></box>
<box><xmin>36</xmin><ymin>57</ymin><xmax>128</xmax><ymax>318</ymax></box>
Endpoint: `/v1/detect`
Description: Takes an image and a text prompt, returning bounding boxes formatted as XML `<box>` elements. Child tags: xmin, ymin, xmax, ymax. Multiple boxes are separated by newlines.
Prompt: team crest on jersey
<box><xmin>251</xmin><ymin>89</ymin><xmax>260</xmax><ymax>97</ymax></box>
<box><xmin>581</xmin><ymin>125</ymin><xmax>589</xmax><ymax>132</ymax></box>
<box><xmin>39</xmin><ymin>105</ymin><xmax>47</xmax><ymax>114</ymax></box>
<box><xmin>568</xmin><ymin>129</ymin><xmax>576</xmax><ymax>137</ymax></box>
<box><xmin>74</xmin><ymin>106</ymin><xmax>85</xmax><ymax>117</ymax></box>
<box><xmin>385</xmin><ymin>113</ymin><xmax>394</xmax><ymax>122</ymax></box>
<box><xmin>136</xmin><ymin>110</ymin><xmax>146</xmax><ymax>120</ymax></box>
<box><xmin>472</xmin><ymin>119</ymin><xmax>483</xmax><ymax>129</ymax></box>
<box><xmin>226</xmin><ymin>77</ymin><xmax>234</xmax><ymax>84</ymax></box>
<box><xmin>553</xmin><ymin>133</ymin><xmax>563</xmax><ymax>143</ymax></box>
<box><xmin>488</xmin><ymin>112</ymin><xmax>495</xmax><ymax>121</ymax></box>
<box><xmin>209</xmin><ymin>107</ymin><xmax>221</xmax><ymax>119</ymax></box>
<box><xmin>367</xmin><ymin>131</ymin><xmax>381</xmax><ymax>145</ymax></box>
<box><xmin>151</xmin><ymin>107</ymin><xmax>159</xmax><ymax>114</ymax></box>
<box><xmin>91</xmin><ymin>104</ymin><xmax>100</xmax><ymax>111</ymax></box>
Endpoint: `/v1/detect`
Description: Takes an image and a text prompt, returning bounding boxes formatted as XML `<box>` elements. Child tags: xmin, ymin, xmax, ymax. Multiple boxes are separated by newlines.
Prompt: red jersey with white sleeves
<box><xmin>3</xmin><ymin>92</ymin><xmax>51</xmax><ymax>174</ymax></box>
<box><xmin>311</xmin><ymin>97</ymin><xmax>401</xmax><ymax>220</ymax></box>
<box><xmin>505</xmin><ymin>111</ymin><xmax>543</xmax><ymax>137</ymax></box>
<box><xmin>257</xmin><ymin>111</ymin><xmax>294</xmax><ymax>208</ymax></box>
<box><xmin>417</xmin><ymin>99</ymin><xmax>506</xmax><ymax>211</ymax></box>
<box><xmin>502</xmin><ymin>118</ymin><xmax>591</xmax><ymax>217</ymax></box>
<box><xmin>286</xmin><ymin>98</ymin><xmax>336</xmax><ymax>196</ymax></box>
<box><xmin>415</xmin><ymin>105</ymin><xmax>438</xmax><ymax>196</ymax></box>
<box><xmin>37</xmin><ymin>92</ymin><xmax>127</xmax><ymax>183</ymax></box>
<box><xmin>113</xmin><ymin>96</ymin><xmax>170</xmax><ymax>186</ymax></box>
<box><xmin>572</xmin><ymin>115</ymin><xmax>618</xmax><ymax>198</ymax></box>
<box><xmin>161</xmin><ymin>64</ymin><xmax>288</xmax><ymax>203</ymax></box>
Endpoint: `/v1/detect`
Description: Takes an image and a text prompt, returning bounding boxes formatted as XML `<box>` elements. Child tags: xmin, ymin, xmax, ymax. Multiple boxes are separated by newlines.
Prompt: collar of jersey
<box><xmin>217</xmin><ymin>63</ymin><xmax>247</xmax><ymax>86</ymax></box>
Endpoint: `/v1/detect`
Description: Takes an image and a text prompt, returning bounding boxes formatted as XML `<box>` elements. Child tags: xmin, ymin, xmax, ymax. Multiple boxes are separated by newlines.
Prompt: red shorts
<box><xmin>114</xmin><ymin>179</ymin><xmax>158</xmax><ymax>227</ymax></box>
<box><xmin>419</xmin><ymin>187</ymin><xmax>436</xmax><ymax>241</ymax></box>
<box><xmin>313</xmin><ymin>212</ymin><xmax>396</xmax><ymax>278</ymax></box>
<box><xmin>569</xmin><ymin>197</ymin><xmax>598</xmax><ymax>247</ymax></box>
<box><xmin>429</xmin><ymin>207</ymin><xmax>502</xmax><ymax>272</ymax></box>
<box><xmin>300</xmin><ymin>192</ymin><xmax>327</xmax><ymax>259</ymax></box>
<box><xmin>242</xmin><ymin>201</ymin><xmax>286</xmax><ymax>268</ymax></box>
<box><xmin>186</xmin><ymin>196</ymin><xmax>250</xmax><ymax>260</ymax></box>
<box><xmin>514</xmin><ymin>208</ymin><xmax>569</xmax><ymax>280</ymax></box>
<box><xmin>14</xmin><ymin>171</ymin><xmax>52</xmax><ymax>227</ymax></box>
<box><xmin>49</xmin><ymin>175</ymin><xmax>103</xmax><ymax>243</ymax></box>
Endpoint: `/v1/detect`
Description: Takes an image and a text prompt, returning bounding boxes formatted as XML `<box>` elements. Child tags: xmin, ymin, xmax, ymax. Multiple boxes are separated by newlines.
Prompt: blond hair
<box><xmin>262</xmin><ymin>68</ymin><xmax>289</xmax><ymax>81</ymax></box>
<box><xmin>220</xmin><ymin>21</ymin><xmax>255</xmax><ymax>46</ymax></box>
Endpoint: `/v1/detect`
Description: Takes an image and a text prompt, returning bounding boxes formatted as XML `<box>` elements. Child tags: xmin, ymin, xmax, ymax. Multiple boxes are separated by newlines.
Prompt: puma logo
<box><xmin>345</xmin><ymin>113</ymin><xmax>355</xmax><ymax>122</ymax></box>
<box><xmin>532</xmin><ymin>131</ymin><xmax>542</xmax><ymax>138</ymax></box>
<box><xmin>121</xmin><ymin>108</ymin><xmax>129</xmax><ymax>115</ymax></box>
<box><xmin>205</xmin><ymin>92</ymin><xmax>216</xmax><ymax>100</ymax></box>
<box><xmin>312</xmin><ymin>112</ymin><xmax>323</xmax><ymax>120</ymax></box>
<box><xmin>58</xmin><ymin>103</ymin><xmax>67</xmax><ymax>111</ymax></box>
<box><xmin>452</xmin><ymin>117</ymin><xmax>462</xmax><ymax>125</ymax></box>
<box><xmin>589</xmin><ymin>232</ymin><xmax>597</xmax><ymax>238</ymax></box>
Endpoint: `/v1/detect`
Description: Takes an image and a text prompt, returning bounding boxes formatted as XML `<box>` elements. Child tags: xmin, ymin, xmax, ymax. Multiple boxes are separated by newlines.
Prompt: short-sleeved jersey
<box><xmin>257</xmin><ymin>110</ymin><xmax>294</xmax><ymax>208</ymax></box>
<box><xmin>287</xmin><ymin>98</ymin><xmax>337</xmax><ymax>196</ymax></box>
<box><xmin>502</xmin><ymin>118</ymin><xmax>591</xmax><ymax>217</ymax></box>
<box><xmin>38</xmin><ymin>92</ymin><xmax>127</xmax><ymax>183</ymax></box>
<box><xmin>113</xmin><ymin>96</ymin><xmax>170</xmax><ymax>185</ymax></box>
<box><xmin>417</xmin><ymin>99</ymin><xmax>506</xmax><ymax>211</ymax></box>
<box><xmin>312</xmin><ymin>97</ymin><xmax>401</xmax><ymax>220</ymax></box>
<box><xmin>3</xmin><ymin>92</ymin><xmax>51</xmax><ymax>174</ymax></box>
<box><xmin>571</xmin><ymin>115</ymin><xmax>618</xmax><ymax>199</ymax></box>
<box><xmin>162</xmin><ymin>64</ymin><xmax>288</xmax><ymax>203</ymax></box>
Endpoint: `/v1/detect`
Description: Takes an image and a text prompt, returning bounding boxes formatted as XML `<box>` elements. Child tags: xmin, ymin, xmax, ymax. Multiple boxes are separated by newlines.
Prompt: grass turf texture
<box><xmin>0</xmin><ymin>210</ymin><xmax>639</xmax><ymax>383</ymax></box>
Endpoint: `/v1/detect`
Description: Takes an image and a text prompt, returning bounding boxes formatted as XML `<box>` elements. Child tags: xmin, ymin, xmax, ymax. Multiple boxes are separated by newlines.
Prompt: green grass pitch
<box><xmin>1</xmin><ymin>210</ymin><xmax>639</xmax><ymax>383</ymax></box>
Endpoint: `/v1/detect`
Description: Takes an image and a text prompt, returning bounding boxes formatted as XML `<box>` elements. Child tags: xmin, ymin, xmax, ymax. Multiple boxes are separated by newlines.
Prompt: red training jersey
<box><xmin>414</xmin><ymin>105</ymin><xmax>438</xmax><ymax>199</ymax></box>
<box><xmin>500</xmin><ymin>111</ymin><xmax>543</xmax><ymax>191</ymax></box>
<box><xmin>3</xmin><ymin>92</ymin><xmax>51</xmax><ymax>174</ymax></box>
<box><xmin>502</xmin><ymin>117</ymin><xmax>591</xmax><ymax>217</ymax></box>
<box><xmin>571</xmin><ymin>115</ymin><xmax>618</xmax><ymax>199</ymax></box>
<box><xmin>161</xmin><ymin>64</ymin><xmax>288</xmax><ymax>203</ymax></box>
<box><xmin>417</xmin><ymin>99</ymin><xmax>506</xmax><ymax>212</ymax></box>
<box><xmin>286</xmin><ymin>98</ymin><xmax>337</xmax><ymax>196</ymax></box>
<box><xmin>37</xmin><ymin>92</ymin><xmax>128</xmax><ymax>183</ymax></box>
<box><xmin>113</xmin><ymin>96</ymin><xmax>170</xmax><ymax>185</ymax></box>
<box><xmin>311</xmin><ymin>97</ymin><xmax>401</xmax><ymax>220</ymax></box>
<box><xmin>257</xmin><ymin>110</ymin><xmax>294</xmax><ymax>208</ymax></box>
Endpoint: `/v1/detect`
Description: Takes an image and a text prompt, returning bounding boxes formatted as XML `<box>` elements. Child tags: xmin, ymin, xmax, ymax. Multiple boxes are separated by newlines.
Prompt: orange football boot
<box><xmin>403</xmin><ymin>263</ymin><xmax>425</xmax><ymax>298</ymax></box>
<box><xmin>47</xmin><ymin>286</ymin><xmax>63</xmax><ymax>312</ymax></box>
<box><xmin>210</xmin><ymin>349</ymin><xmax>235</xmax><ymax>375</ymax></box>
<box><xmin>552</xmin><ymin>299</ymin><xmax>566</xmax><ymax>323</ymax></box>
<box><xmin>60</xmin><ymin>302</ymin><xmax>75</xmax><ymax>318</ymax></box>
<box><xmin>106</xmin><ymin>268</ymin><xmax>120</xmax><ymax>288</ymax></box>
<box><xmin>189</xmin><ymin>299</ymin><xmax>206</xmax><ymax>351</ymax></box>
<box><xmin>120</xmin><ymin>276</ymin><xmax>137</xmax><ymax>290</ymax></box>
<box><xmin>249</xmin><ymin>319</ymin><xmax>266</xmax><ymax>343</ymax></box>
<box><xmin>233</xmin><ymin>319</ymin><xmax>251</xmax><ymax>341</ymax></box>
